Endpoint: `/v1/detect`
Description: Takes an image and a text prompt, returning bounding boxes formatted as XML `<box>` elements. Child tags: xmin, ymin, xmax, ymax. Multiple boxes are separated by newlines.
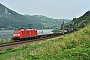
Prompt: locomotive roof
<box><xmin>15</xmin><ymin>28</ymin><xmax>37</xmax><ymax>30</ymax></box>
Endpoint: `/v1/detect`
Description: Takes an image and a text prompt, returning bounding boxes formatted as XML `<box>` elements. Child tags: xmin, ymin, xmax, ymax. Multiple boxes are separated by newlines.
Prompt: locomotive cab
<box><xmin>13</xmin><ymin>30</ymin><xmax>20</xmax><ymax>39</ymax></box>
<box><xmin>13</xmin><ymin>28</ymin><xmax>37</xmax><ymax>40</ymax></box>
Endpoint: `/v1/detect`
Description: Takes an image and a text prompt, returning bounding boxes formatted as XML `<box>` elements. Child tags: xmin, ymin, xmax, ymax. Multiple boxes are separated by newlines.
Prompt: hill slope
<box><xmin>24</xmin><ymin>15</ymin><xmax>71</xmax><ymax>29</ymax></box>
<box><xmin>0</xmin><ymin>3</ymin><xmax>71</xmax><ymax>30</ymax></box>
<box><xmin>65</xmin><ymin>11</ymin><xmax>90</xmax><ymax>28</ymax></box>
<box><xmin>29</xmin><ymin>25</ymin><xmax>90</xmax><ymax>60</ymax></box>
<box><xmin>0</xmin><ymin>3</ymin><xmax>31</xmax><ymax>29</ymax></box>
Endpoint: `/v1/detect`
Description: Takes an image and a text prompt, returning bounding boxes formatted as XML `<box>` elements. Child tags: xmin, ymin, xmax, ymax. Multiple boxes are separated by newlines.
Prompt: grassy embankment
<box><xmin>0</xmin><ymin>25</ymin><xmax>90</xmax><ymax>60</ymax></box>
<box><xmin>0</xmin><ymin>39</ymin><xmax>13</xmax><ymax>44</ymax></box>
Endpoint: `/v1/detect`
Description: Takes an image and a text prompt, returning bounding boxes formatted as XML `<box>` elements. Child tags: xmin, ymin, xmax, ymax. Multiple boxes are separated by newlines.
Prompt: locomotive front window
<box><xmin>14</xmin><ymin>31</ymin><xmax>20</xmax><ymax>34</ymax></box>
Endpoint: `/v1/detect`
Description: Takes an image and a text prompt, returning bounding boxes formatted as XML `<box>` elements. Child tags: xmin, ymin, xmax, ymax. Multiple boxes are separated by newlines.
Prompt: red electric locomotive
<box><xmin>13</xmin><ymin>28</ymin><xmax>37</xmax><ymax>40</ymax></box>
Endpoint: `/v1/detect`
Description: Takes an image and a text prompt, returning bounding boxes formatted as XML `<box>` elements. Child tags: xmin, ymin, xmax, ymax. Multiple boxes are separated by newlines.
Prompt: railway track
<box><xmin>0</xmin><ymin>29</ymin><xmax>76</xmax><ymax>51</ymax></box>
<box><xmin>0</xmin><ymin>34</ymin><xmax>60</xmax><ymax>51</ymax></box>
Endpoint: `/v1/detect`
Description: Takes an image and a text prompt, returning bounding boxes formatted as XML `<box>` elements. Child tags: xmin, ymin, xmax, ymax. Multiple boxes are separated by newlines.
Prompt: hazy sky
<box><xmin>0</xmin><ymin>0</ymin><xmax>90</xmax><ymax>19</ymax></box>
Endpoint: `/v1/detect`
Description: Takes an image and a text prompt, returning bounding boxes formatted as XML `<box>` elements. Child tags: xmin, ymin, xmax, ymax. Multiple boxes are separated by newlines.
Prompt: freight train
<box><xmin>13</xmin><ymin>28</ymin><xmax>76</xmax><ymax>41</ymax></box>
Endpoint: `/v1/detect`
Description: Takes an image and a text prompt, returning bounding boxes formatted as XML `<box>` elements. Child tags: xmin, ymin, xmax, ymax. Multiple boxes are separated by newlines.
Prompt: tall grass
<box><xmin>30</xmin><ymin>25</ymin><xmax>90</xmax><ymax>60</ymax></box>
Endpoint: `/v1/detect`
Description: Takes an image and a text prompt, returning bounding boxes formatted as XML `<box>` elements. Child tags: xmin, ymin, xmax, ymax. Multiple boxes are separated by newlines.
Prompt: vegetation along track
<box><xmin>0</xmin><ymin>33</ymin><xmax>63</xmax><ymax>51</ymax></box>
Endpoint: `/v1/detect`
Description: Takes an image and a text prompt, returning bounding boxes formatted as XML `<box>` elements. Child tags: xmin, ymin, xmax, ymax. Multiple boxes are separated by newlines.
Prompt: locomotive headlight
<box><xmin>13</xmin><ymin>34</ymin><xmax>16</xmax><ymax>36</ymax></box>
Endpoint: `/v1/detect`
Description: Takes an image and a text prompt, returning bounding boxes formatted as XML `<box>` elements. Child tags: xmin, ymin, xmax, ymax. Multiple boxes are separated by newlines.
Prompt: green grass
<box><xmin>0</xmin><ymin>39</ymin><xmax>13</xmax><ymax>44</ymax></box>
<box><xmin>0</xmin><ymin>25</ymin><xmax>90</xmax><ymax>60</ymax></box>
<box><xmin>52</xmin><ymin>29</ymin><xmax>62</xmax><ymax>33</ymax></box>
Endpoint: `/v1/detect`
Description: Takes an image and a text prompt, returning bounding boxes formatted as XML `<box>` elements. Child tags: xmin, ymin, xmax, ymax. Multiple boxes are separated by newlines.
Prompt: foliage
<box><xmin>52</xmin><ymin>29</ymin><xmax>62</xmax><ymax>33</ymax></box>
<box><xmin>65</xmin><ymin>10</ymin><xmax>90</xmax><ymax>28</ymax></box>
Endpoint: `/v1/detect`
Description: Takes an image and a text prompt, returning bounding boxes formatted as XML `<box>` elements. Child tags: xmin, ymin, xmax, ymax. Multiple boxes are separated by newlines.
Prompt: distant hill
<box><xmin>65</xmin><ymin>11</ymin><xmax>90</xmax><ymax>28</ymax></box>
<box><xmin>24</xmin><ymin>15</ymin><xmax>71</xmax><ymax>29</ymax></box>
<box><xmin>0</xmin><ymin>3</ymin><xmax>71</xmax><ymax>30</ymax></box>
<box><xmin>0</xmin><ymin>3</ymin><xmax>31</xmax><ymax>30</ymax></box>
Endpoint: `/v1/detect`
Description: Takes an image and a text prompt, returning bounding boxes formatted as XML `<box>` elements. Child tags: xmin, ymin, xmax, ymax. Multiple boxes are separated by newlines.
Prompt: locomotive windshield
<box><xmin>14</xmin><ymin>30</ymin><xmax>20</xmax><ymax>34</ymax></box>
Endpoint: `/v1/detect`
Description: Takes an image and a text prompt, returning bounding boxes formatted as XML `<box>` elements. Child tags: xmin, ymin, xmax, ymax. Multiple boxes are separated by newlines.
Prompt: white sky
<box><xmin>0</xmin><ymin>0</ymin><xmax>90</xmax><ymax>19</ymax></box>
